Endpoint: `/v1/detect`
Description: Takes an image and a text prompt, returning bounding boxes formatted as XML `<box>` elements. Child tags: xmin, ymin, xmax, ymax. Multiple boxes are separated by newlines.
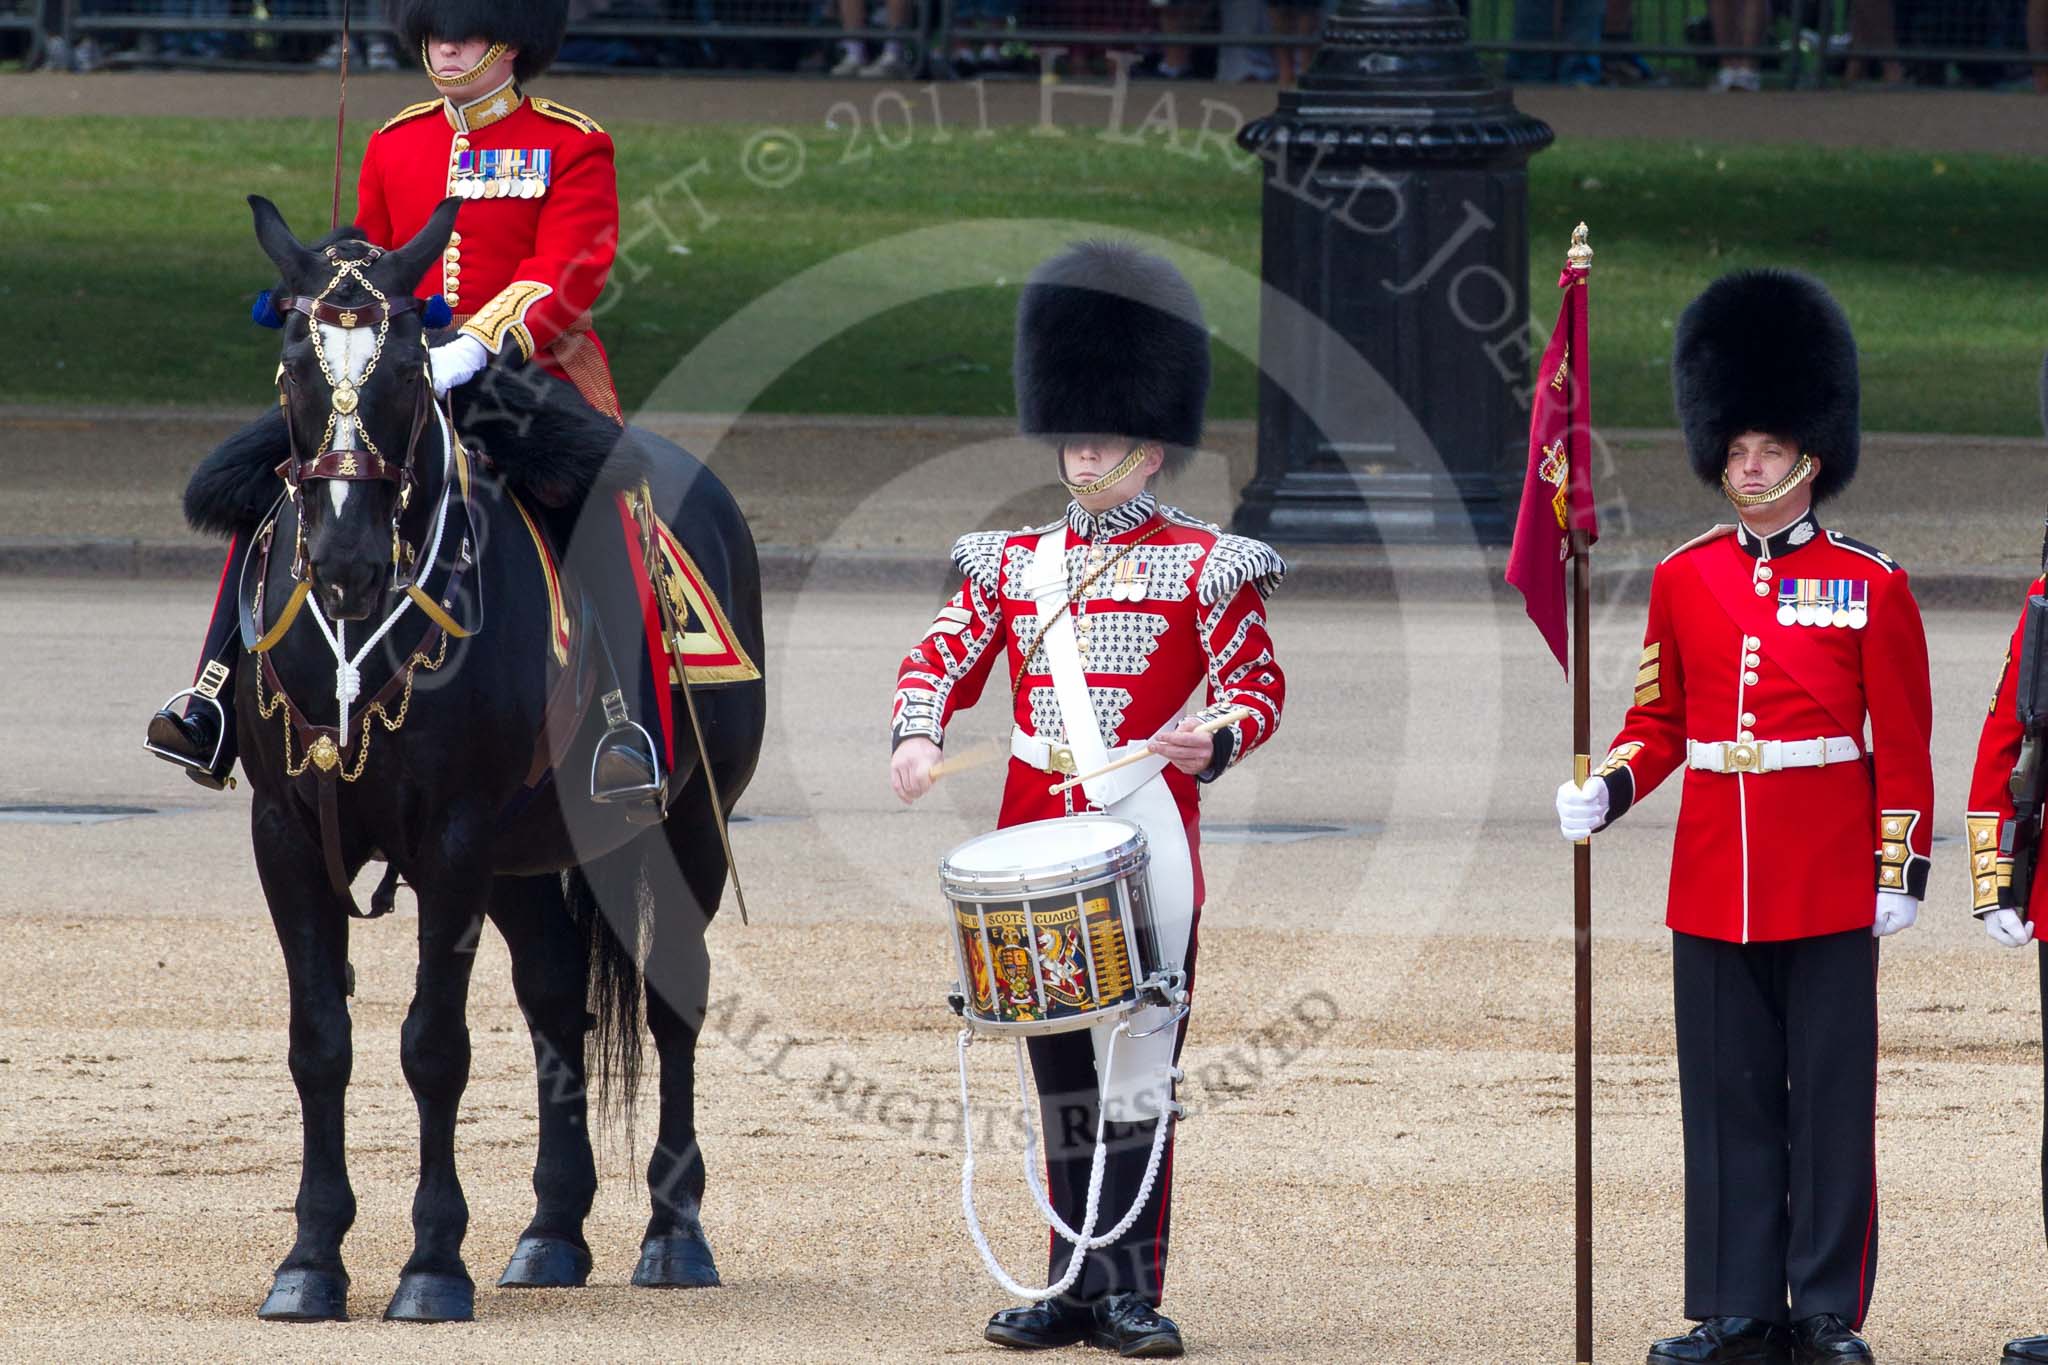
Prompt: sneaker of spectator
<box><xmin>1712</xmin><ymin>64</ymin><xmax>1760</xmax><ymax>90</ymax></box>
<box><xmin>366</xmin><ymin>36</ymin><xmax>398</xmax><ymax>70</ymax></box>
<box><xmin>858</xmin><ymin>43</ymin><xmax>909</xmax><ymax>76</ymax></box>
<box><xmin>71</xmin><ymin>36</ymin><xmax>106</xmax><ymax>71</ymax></box>
<box><xmin>112</xmin><ymin>33</ymin><xmax>163</xmax><ymax>65</ymax></box>
<box><xmin>314</xmin><ymin>36</ymin><xmax>355</xmax><ymax>70</ymax></box>
<box><xmin>830</xmin><ymin>40</ymin><xmax>867</xmax><ymax>75</ymax></box>
<box><xmin>38</xmin><ymin>34</ymin><xmax>70</xmax><ymax>72</ymax></box>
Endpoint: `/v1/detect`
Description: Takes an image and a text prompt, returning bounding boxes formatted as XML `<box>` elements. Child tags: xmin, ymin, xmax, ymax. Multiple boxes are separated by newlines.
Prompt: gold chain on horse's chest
<box><xmin>256</xmin><ymin>631</ymin><xmax>450</xmax><ymax>782</ymax></box>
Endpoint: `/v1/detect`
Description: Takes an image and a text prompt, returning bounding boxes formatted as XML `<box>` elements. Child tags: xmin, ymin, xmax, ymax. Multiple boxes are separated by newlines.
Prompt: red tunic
<box><xmin>891</xmin><ymin>494</ymin><xmax>1288</xmax><ymax>906</ymax></box>
<box><xmin>353</xmin><ymin>81</ymin><xmax>621</xmax><ymax>418</ymax></box>
<box><xmin>1965</xmin><ymin>580</ymin><xmax>2045</xmax><ymax>919</ymax></box>
<box><xmin>1593</xmin><ymin>513</ymin><xmax>1934</xmax><ymax>944</ymax></box>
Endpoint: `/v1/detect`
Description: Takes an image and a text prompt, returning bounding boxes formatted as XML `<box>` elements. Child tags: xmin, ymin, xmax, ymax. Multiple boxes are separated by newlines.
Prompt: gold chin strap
<box><xmin>1059</xmin><ymin>444</ymin><xmax>1156</xmax><ymax>497</ymax></box>
<box><xmin>1721</xmin><ymin>452</ymin><xmax>1815</xmax><ymax>508</ymax></box>
<box><xmin>424</xmin><ymin>39</ymin><xmax>508</xmax><ymax>89</ymax></box>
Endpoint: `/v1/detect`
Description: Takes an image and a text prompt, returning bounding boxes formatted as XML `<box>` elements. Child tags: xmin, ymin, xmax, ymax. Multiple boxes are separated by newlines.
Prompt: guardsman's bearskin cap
<box><xmin>1672</xmin><ymin>268</ymin><xmax>1860</xmax><ymax>503</ymax></box>
<box><xmin>397</xmin><ymin>0</ymin><xmax>568</xmax><ymax>85</ymax></box>
<box><xmin>1015</xmin><ymin>240</ymin><xmax>1211</xmax><ymax>475</ymax></box>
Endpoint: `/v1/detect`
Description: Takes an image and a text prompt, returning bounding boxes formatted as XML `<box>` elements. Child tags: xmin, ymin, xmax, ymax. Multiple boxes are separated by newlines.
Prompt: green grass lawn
<box><xmin>2</xmin><ymin>116</ymin><xmax>2043</xmax><ymax>434</ymax></box>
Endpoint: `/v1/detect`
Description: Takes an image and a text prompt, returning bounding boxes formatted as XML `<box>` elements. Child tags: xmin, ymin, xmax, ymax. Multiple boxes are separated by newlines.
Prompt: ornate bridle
<box><xmin>274</xmin><ymin>243</ymin><xmax>440</xmax><ymax>589</ymax></box>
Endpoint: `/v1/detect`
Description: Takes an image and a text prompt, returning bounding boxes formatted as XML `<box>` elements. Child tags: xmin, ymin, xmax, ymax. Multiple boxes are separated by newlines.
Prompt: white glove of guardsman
<box><xmin>1871</xmin><ymin>890</ymin><xmax>1918</xmax><ymax>937</ymax></box>
<box><xmin>428</xmin><ymin>335</ymin><xmax>490</xmax><ymax>397</ymax></box>
<box><xmin>1985</xmin><ymin>907</ymin><xmax>2036</xmax><ymax>948</ymax></box>
<box><xmin>1555</xmin><ymin>776</ymin><xmax>1609</xmax><ymax>841</ymax></box>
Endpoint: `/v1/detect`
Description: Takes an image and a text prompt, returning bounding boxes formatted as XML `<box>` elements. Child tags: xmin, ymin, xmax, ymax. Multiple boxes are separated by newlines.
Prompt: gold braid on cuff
<box><xmin>1721</xmin><ymin>453</ymin><xmax>1815</xmax><ymax>508</ymax></box>
<box><xmin>1059</xmin><ymin>444</ymin><xmax>1155</xmax><ymax>497</ymax></box>
<box><xmin>424</xmin><ymin>40</ymin><xmax>509</xmax><ymax>89</ymax></box>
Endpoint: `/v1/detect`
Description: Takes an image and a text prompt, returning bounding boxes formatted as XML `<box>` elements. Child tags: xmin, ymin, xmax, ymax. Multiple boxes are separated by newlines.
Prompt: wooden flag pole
<box><xmin>1572</xmin><ymin>525</ymin><xmax>1594</xmax><ymax>1365</ymax></box>
<box><xmin>1568</xmin><ymin>221</ymin><xmax>1596</xmax><ymax>1365</ymax></box>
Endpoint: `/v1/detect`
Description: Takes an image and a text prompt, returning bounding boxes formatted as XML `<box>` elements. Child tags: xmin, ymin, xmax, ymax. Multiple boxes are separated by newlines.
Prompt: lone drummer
<box><xmin>889</xmin><ymin>240</ymin><xmax>1288</xmax><ymax>1358</ymax></box>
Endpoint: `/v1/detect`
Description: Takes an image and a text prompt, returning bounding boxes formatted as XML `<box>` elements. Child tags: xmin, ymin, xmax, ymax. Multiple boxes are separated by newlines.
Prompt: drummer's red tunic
<box><xmin>890</xmin><ymin>494</ymin><xmax>1288</xmax><ymax>906</ymax></box>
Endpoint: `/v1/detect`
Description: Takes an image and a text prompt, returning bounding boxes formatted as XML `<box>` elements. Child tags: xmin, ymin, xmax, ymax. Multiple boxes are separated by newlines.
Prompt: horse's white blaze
<box><xmin>317</xmin><ymin>321</ymin><xmax>378</xmax><ymax>519</ymax></box>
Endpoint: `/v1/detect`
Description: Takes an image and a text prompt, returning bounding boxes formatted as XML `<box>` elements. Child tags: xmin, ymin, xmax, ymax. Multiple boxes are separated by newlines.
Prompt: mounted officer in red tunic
<box><xmin>147</xmin><ymin>0</ymin><xmax>670</xmax><ymax>811</ymax></box>
<box><xmin>1555</xmin><ymin>270</ymin><xmax>1933</xmax><ymax>1365</ymax></box>
<box><xmin>890</xmin><ymin>241</ymin><xmax>1287</xmax><ymax>1359</ymax></box>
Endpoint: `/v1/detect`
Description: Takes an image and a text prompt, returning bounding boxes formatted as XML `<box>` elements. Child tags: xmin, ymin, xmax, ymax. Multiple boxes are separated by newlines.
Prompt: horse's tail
<box><xmin>565</xmin><ymin>850</ymin><xmax>646</xmax><ymax>1138</ymax></box>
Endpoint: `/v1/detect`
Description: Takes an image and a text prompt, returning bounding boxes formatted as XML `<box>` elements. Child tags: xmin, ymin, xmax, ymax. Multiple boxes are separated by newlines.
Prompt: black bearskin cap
<box><xmin>1015</xmin><ymin>240</ymin><xmax>1210</xmax><ymax>474</ymax></box>
<box><xmin>1672</xmin><ymin>268</ymin><xmax>1860</xmax><ymax>503</ymax></box>
<box><xmin>397</xmin><ymin>0</ymin><xmax>568</xmax><ymax>85</ymax></box>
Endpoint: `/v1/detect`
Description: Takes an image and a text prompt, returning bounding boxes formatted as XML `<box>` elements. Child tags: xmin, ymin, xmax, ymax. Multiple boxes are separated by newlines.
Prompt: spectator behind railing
<box><xmin>1265</xmin><ymin>0</ymin><xmax>1318</xmax><ymax>85</ymax></box>
<box><xmin>265</xmin><ymin>0</ymin><xmax>398</xmax><ymax>69</ymax></box>
<box><xmin>945</xmin><ymin>0</ymin><xmax>1021</xmax><ymax>71</ymax></box>
<box><xmin>1505</xmin><ymin>0</ymin><xmax>1603</xmax><ymax>82</ymax></box>
<box><xmin>832</xmin><ymin>0</ymin><xmax>914</xmax><ymax>74</ymax></box>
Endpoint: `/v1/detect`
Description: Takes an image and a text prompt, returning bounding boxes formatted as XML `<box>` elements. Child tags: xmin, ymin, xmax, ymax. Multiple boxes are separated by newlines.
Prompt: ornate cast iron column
<box><xmin>1234</xmin><ymin>0</ymin><xmax>1555</xmax><ymax>544</ymax></box>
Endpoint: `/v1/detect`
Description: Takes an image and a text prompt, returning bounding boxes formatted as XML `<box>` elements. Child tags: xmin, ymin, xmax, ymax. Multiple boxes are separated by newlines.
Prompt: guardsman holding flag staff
<box><xmin>1555</xmin><ymin>271</ymin><xmax>1933</xmax><ymax>1365</ymax></box>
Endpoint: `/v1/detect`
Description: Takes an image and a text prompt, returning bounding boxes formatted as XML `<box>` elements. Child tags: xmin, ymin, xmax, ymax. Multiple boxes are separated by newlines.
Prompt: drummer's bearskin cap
<box><xmin>396</xmin><ymin>0</ymin><xmax>568</xmax><ymax>85</ymax></box>
<box><xmin>1015</xmin><ymin>240</ymin><xmax>1210</xmax><ymax>475</ymax></box>
<box><xmin>1672</xmin><ymin>268</ymin><xmax>1860</xmax><ymax>503</ymax></box>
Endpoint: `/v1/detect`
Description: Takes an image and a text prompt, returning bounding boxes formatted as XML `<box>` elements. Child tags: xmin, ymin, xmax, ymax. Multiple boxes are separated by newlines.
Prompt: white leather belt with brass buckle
<box><xmin>1011</xmin><ymin>729</ymin><xmax>1078</xmax><ymax>776</ymax></box>
<box><xmin>1686</xmin><ymin>736</ymin><xmax>1861</xmax><ymax>774</ymax></box>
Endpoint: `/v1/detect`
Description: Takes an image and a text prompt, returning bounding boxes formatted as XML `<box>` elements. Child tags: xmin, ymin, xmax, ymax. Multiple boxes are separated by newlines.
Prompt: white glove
<box><xmin>428</xmin><ymin>334</ymin><xmax>490</xmax><ymax>396</ymax></box>
<box><xmin>1984</xmin><ymin>907</ymin><xmax>2036</xmax><ymax>948</ymax></box>
<box><xmin>1555</xmin><ymin>777</ymin><xmax>1610</xmax><ymax>842</ymax></box>
<box><xmin>1871</xmin><ymin>891</ymin><xmax>1918</xmax><ymax>937</ymax></box>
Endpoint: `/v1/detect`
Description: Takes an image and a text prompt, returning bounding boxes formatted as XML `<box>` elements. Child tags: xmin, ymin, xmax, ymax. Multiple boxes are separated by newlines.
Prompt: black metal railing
<box><xmin>23</xmin><ymin>0</ymin><xmax>2046</xmax><ymax>85</ymax></box>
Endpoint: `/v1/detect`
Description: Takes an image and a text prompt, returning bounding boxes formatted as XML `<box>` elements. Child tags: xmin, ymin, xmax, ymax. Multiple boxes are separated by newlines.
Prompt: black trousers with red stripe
<box><xmin>1673</xmin><ymin>927</ymin><xmax>1880</xmax><ymax>1327</ymax></box>
<box><xmin>1027</xmin><ymin>923</ymin><xmax>1198</xmax><ymax>1309</ymax></box>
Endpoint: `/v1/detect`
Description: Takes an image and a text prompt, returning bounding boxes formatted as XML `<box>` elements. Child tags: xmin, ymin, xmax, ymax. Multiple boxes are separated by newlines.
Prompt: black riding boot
<box><xmin>145</xmin><ymin>537</ymin><xmax>248</xmax><ymax>790</ymax></box>
<box><xmin>585</xmin><ymin>499</ymin><xmax>668</xmax><ymax>813</ymax></box>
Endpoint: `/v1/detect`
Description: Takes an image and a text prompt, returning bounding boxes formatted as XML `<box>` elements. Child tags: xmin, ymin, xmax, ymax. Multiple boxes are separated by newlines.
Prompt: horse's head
<box><xmin>251</xmin><ymin>194</ymin><xmax>460</xmax><ymax>621</ymax></box>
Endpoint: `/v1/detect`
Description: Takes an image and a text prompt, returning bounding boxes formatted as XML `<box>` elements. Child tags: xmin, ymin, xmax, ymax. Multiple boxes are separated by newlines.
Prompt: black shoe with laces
<box><xmin>1791</xmin><ymin>1313</ymin><xmax>1873</xmax><ymax>1363</ymax></box>
<box><xmin>984</xmin><ymin>1298</ymin><xmax>1092</xmax><ymax>1350</ymax></box>
<box><xmin>1648</xmin><ymin>1317</ymin><xmax>1793</xmax><ymax>1364</ymax></box>
<box><xmin>1090</xmin><ymin>1293</ymin><xmax>1183</xmax><ymax>1358</ymax></box>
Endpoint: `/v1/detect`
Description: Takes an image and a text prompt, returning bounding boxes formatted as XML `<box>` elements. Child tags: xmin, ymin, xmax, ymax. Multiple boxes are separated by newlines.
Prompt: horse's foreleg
<box><xmin>488</xmin><ymin>873</ymin><xmax>597</xmax><ymax>1289</ymax></box>
<box><xmin>252</xmin><ymin>798</ymin><xmax>357</xmax><ymax>1323</ymax></box>
<box><xmin>633</xmin><ymin>806</ymin><xmax>724</xmax><ymax>1289</ymax></box>
<box><xmin>384</xmin><ymin>889</ymin><xmax>486</xmax><ymax>1322</ymax></box>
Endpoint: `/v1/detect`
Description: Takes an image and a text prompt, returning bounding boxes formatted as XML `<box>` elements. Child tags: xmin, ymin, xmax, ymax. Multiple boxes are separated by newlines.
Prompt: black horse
<box><xmin>186</xmin><ymin>196</ymin><xmax>766</xmax><ymax>1323</ymax></box>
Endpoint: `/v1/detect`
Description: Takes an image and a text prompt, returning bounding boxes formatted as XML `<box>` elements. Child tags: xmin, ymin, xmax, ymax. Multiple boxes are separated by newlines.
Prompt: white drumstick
<box><xmin>1047</xmin><ymin>708</ymin><xmax>1255</xmax><ymax>796</ymax></box>
<box><xmin>930</xmin><ymin>738</ymin><xmax>1005</xmax><ymax>782</ymax></box>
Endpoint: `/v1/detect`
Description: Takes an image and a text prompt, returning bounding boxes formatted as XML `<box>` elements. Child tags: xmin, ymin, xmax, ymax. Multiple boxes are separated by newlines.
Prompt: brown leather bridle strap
<box><xmin>285</xmin><ymin>293</ymin><xmax>423</xmax><ymax>330</ymax></box>
<box><xmin>288</xmin><ymin>449</ymin><xmax>410</xmax><ymax>484</ymax></box>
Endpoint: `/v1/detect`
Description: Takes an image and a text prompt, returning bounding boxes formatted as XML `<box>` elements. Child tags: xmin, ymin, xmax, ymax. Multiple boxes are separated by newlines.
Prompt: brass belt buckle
<box><xmin>1049</xmin><ymin>746</ymin><xmax>1076</xmax><ymax>775</ymax></box>
<box><xmin>1723</xmin><ymin>741</ymin><xmax>1760</xmax><ymax>774</ymax></box>
<box><xmin>1815</xmin><ymin>736</ymin><xmax>1829</xmax><ymax>768</ymax></box>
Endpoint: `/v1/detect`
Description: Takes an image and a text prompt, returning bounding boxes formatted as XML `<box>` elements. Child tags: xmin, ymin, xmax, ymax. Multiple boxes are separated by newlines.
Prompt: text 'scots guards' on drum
<box><xmin>942</xmin><ymin>817</ymin><xmax>1186</xmax><ymax>1036</ymax></box>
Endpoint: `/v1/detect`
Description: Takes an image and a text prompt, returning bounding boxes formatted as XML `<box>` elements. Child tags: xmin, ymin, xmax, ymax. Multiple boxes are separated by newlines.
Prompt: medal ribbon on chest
<box><xmin>453</xmin><ymin>147</ymin><xmax>552</xmax><ymax>200</ymax></box>
<box><xmin>1776</xmin><ymin>577</ymin><xmax>1868</xmax><ymax>629</ymax></box>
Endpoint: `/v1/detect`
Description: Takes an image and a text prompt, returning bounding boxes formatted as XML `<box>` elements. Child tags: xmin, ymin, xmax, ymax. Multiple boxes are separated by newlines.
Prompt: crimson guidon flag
<box><xmin>1505</xmin><ymin>257</ymin><xmax>1599</xmax><ymax>671</ymax></box>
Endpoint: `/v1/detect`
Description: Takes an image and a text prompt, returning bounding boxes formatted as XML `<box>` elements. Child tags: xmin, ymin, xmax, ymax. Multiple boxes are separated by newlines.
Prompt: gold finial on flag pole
<box><xmin>1567</xmin><ymin>222</ymin><xmax>1593</xmax><ymax>272</ymax></box>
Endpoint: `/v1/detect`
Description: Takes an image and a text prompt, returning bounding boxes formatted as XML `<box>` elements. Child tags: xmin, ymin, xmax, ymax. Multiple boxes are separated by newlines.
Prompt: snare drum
<box><xmin>942</xmin><ymin>816</ymin><xmax>1166</xmax><ymax>1037</ymax></box>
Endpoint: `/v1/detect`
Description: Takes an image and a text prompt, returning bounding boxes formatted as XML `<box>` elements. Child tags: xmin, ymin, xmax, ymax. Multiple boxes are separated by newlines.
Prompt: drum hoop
<box><xmin>940</xmin><ymin>849</ymin><xmax>1148</xmax><ymax>902</ymax></box>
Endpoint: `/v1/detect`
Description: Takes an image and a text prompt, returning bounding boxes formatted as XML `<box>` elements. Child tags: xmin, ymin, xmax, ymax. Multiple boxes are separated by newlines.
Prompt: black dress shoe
<box><xmin>1791</xmin><ymin>1314</ymin><xmax>1872</xmax><ymax>1362</ymax></box>
<box><xmin>1648</xmin><ymin>1317</ymin><xmax>1793</xmax><ymax>1364</ymax></box>
<box><xmin>1090</xmin><ymin>1294</ymin><xmax>1183</xmax><ymax>1358</ymax></box>
<box><xmin>984</xmin><ymin>1298</ymin><xmax>1092</xmax><ymax>1350</ymax></box>
<box><xmin>2004</xmin><ymin>1335</ymin><xmax>2048</xmax><ymax>1363</ymax></box>
<box><xmin>145</xmin><ymin>705</ymin><xmax>233</xmax><ymax>790</ymax></box>
<box><xmin>591</xmin><ymin>728</ymin><xmax>662</xmax><ymax>808</ymax></box>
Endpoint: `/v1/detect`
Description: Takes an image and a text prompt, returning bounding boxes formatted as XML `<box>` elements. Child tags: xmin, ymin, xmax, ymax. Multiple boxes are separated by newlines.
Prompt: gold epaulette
<box><xmin>531</xmin><ymin>97</ymin><xmax>604</xmax><ymax>135</ymax></box>
<box><xmin>377</xmin><ymin>99</ymin><xmax>443</xmax><ymax>134</ymax></box>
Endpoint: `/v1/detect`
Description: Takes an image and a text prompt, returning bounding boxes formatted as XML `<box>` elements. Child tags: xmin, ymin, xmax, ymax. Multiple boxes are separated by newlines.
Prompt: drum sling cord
<box><xmin>955</xmin><ymin>1023</ymin><xmax>1178</xmax><ymax>1301</ymax></box>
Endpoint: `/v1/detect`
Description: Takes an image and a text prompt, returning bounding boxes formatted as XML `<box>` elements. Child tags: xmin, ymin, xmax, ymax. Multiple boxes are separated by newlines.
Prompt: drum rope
<box><xmin>956</xmin><ymin>1022</ymin><xmax>1175</xmax><ymax>1301</ymax></box>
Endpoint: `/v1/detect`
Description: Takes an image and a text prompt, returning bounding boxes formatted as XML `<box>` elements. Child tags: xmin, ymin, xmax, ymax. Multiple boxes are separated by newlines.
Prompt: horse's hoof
<box><xmin>382</xmin><ymin>1271</ymin><xmax>475</xmax><ymax>1323</ymax></box>
<box><xmin>498</xmin><ymin>1235</ymin><xmax>592</xmax><ymax>1288</ymax></box>
<box><xmin>632</xmin><ymin>1226</ymin><xmax>720</xmax><ymax>1288</ymax></box>
<box><xmin>257</xmin><ymin>1266</ymin><xmax>350</xmax><ymax>1322</ymax></box>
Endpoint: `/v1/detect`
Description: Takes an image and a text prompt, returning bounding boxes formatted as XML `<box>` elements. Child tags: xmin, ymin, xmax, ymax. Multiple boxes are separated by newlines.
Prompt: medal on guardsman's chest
<box><xmin>1778</xmin><ymin>578</ymin><xmax>1868</xmax><ymax>629</ymax></box>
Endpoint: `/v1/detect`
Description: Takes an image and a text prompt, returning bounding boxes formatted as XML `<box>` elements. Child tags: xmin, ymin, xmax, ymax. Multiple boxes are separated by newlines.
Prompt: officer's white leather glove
<box><xmin>1555</xmin><ymin>777</ymin><xmax>1609</xmax><ymax>842</ymax></box>
<box><xmin>1871</xmin><ymin>891</ymin><xmax>1918</xmax><ymax>937</ymax></box>
<box><xmin>428</xmin><ymin>335</ymin><xmax>490</xmax><ymax>397</ymax></box>
<box><xmin>1984</xmin><ymin>907</ymin><xmax>2035</xmax><ymax>948</ymax></box>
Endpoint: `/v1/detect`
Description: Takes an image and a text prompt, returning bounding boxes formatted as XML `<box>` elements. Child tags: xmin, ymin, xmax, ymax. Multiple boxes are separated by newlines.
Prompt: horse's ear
<box><xmin>378</xmin><ymin>198</ymin><xmax>462</xmax><ymax>296</ymax></box>
<box><xmin>248</xmin><ymin>195</ymin><xmax>314</xmax><ymax>287</ymax></box>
